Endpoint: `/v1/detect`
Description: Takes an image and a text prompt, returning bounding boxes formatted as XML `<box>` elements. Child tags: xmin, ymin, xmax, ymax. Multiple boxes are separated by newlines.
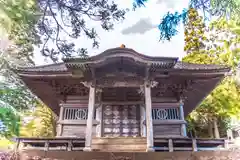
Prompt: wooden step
<box><xmin>92</xmin><ymin>137</ymin><xmax>147</xmax><ymax>152</ymax></box>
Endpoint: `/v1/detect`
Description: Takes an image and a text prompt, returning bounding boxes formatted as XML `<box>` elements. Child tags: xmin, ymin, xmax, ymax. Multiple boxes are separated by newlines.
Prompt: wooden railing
<box><xmin>63</xmin><ymin>108</ymin><xmax>88</xmax><ymax>120</ymax></box>
<box><xmin>154</xmin><ymin>137</ymin><xmax>228</xmax><ymax>152</ymax></box>
<box><xmin>152</xmin><ymin>108</ymin><xmax>180</xmax><ymax>120</ymax></box>
<box><xmin>16</xmin><ymin>137</ymin><xmax>228</xmax><ymax>152</ymax></box>
<box><xmin>16</xmin><ymin>137</ymin><xmax>85</xmax><ymax>151</ymax></box>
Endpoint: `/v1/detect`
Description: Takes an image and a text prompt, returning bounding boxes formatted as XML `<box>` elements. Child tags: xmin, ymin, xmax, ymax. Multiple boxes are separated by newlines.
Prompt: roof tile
<box><xmin>17</xmin><ymin>63</ymin><xmax>67</xmax><ymax>72</ymax></box>
<box><xmin>174</xmin><ymin>62</ymin><xmax>229</xmax><ymax>70</ymax></box>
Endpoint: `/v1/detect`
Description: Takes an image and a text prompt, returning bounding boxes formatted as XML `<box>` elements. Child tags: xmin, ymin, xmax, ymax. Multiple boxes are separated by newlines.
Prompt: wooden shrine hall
<box><xmin>16</xmin><ymin>45</ymin><xmax>230</xmax><ymax>152</ymax></box>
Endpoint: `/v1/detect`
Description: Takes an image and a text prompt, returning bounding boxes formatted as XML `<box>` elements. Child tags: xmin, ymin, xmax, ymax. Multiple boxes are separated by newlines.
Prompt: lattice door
<box><xmin>102</xmin><ymin>105</ymin><xmax>140</xmax><ymax>137</ymax></box>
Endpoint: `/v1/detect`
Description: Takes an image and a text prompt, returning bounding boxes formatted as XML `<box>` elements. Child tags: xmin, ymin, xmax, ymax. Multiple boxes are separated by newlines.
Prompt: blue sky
<box><xmin>33</xmin><ymin>0</ymin><xmax>190</xmax><ymax>65</ymax></box>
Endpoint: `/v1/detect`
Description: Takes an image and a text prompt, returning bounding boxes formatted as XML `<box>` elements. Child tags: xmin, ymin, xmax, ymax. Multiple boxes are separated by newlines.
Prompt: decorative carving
<box><xmin>150</xmin><ymin>81</ymin><xmax>158</xmax><ymax>88</ymax></box>
<box><xmin>81</xmin><ymin>81</ymin><xmax>93</xmax><ymax>88</ymax></box>
<box><xmin>102</xmin><ymin>105</ymin><xmax>140</xmax><ymax>137</ymax></box>
<box><xmin>97</xmin><ymin>77</ymin><xmax>144</xmax><ymax>87</ymax></box>
<box><xmin>75</xmin><ymin>109</ymin><xmax>88</xmax><ymax>120</ymax></box>
<box><xmin>50</xmin><ymin>80</ymin><xmax>89</xmax><ymax>96</ymax></box>
<box><xmin>156</xmin><ymin>109</ymin><xmax>168</xmax><ymax>120</ymax></box>
<box><xmin>138</xmin><ymin>80</ymin><xmax>158</xmax><ymax>94</ymax></box>
<box><xmin>171</xmin><ymin>80</ymin><xmax>194</xmax><ymax>100</ymax></box>
<box><xmin>152</xmin><ymin>79</ymin><xmax>195</xmax><ymax>99</ymax></box>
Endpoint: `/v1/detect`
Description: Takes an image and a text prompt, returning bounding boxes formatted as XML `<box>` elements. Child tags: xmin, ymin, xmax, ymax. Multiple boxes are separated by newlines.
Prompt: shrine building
<box><xmin>15</xmin><ymin>45</ymin><xmax>230</xmax><ymax>152</ymax></box>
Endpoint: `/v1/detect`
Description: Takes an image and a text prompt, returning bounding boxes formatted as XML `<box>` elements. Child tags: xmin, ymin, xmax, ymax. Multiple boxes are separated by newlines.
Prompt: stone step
<box><xmin>92</xmin><ymin>137</ymin><xmax>147</xmax><ymax>152</ymax></box>
<box><xmin>92</xmin><ymin>137</ymin><xmax>147</xmax><ymax>144</ymax></box>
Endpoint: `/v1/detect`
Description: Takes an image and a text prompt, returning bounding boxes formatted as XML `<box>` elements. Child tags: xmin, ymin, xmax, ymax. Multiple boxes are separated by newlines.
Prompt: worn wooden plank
<box><xmin>100</xmin><ymin>101</ymin><xmax>144</xmax><ymax>105</ymax></box>
<box><xmin>84</xmin><ymin>85</ymin><xmax>96</xmax><ymax>151</ymax></box>
<box><xmin>67</xmin><ymin>141</ymin><xmax>73</xmax><ymax>151</ymax></box>
<box><xmin>145</xmin><ymin>82</ymin><xmax>154</xmax><ymax>152</ymax></box>
<box><xmin>224</xmin><ymin>139</ymin><xmax>229</xmax><ymax>149</ymax></box>
<box><xmin>192</xmin><ymin>139</ymin><xmax>197</xmax><ymax>151</ymax></box>
<box><xmin>152</xmin><ymin>103</ymin><xmax>180</xmax><ymax>108</ymax></box>
<box><xmin>173</xmin><ymin>147</ymin><xmax>192</xmax><ymax>151</ymax></box>
<box><xmin>44</xmin><ymin>141</ymin><xmax>49</xmax><ymax>151</ymax></box>
<box><xmin>153</xmin><ymin>124</ymin><xmax>181</xmax><ymax>136</ymax></box>
<box><xmin>168</xmin><ymin>139</ymin><xmax>173</xmax><ymax>152</ymax></box>
<box><xmin>152</xmin><ymin>120</ymin><xmax>186</xmax><ymax>125</ymax></box>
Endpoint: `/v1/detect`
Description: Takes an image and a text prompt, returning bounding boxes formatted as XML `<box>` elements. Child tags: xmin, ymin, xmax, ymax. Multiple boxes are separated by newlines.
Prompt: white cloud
<box><xmin>33</xmin><ymin>0</ymin><xmax>189</xmax><ymax>65</ymax></box>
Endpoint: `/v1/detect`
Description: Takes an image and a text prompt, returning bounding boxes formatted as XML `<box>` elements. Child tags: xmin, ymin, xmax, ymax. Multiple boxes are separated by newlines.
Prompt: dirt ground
<box><xmin>18</xmin><ymin>149</ymin><xmax>240</xmax><ymax>160</ymax></box>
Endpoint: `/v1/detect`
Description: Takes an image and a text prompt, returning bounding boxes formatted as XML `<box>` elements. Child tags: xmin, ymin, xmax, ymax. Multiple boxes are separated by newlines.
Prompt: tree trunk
<box><xmin>208</xmin><ymin>121</ymin><xmax>214</xmax><ymax>138</ymax></box>
<box><xmin>213</xmin><ymin>117</ymin><xmax>220</xmax><ymax>139</ymax></box>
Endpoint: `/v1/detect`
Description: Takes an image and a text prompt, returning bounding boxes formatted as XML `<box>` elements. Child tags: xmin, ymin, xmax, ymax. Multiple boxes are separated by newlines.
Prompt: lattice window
<box><xmin>152</xmin><ymin>108</ymin><xmax>180</xmax><ymax>120</ymax></box>
<box><xmin>63</xmin><ymin>108</ymin><xmax>88</xmax><ymax>120</ymax></box>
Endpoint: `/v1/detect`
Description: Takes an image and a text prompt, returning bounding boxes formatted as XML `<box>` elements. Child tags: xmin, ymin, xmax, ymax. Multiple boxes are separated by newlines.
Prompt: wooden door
<box><xmin>102</xmin><ymin>105</ymin><xmax>140</xmax><ymax>137</ymax></box>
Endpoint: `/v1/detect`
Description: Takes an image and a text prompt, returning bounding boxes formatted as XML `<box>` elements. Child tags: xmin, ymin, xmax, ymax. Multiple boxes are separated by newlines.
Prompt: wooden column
<box><xmin>83</xmin><ymin>85</ymin><xmax>96</xmax><ymax>151</ymax></box>
<box><xmin>56</xmin><ymin>104</ymin><xmax>64</xmax><ymax>137</ymax></box>
<box><xmin>145</xmin><ymin>81</ymin><xmax>154</xmax><ymax>152</ymax></box>
<box><xmin>140</xmin><ymin>105</ymin><xmax>146</xmax><ymax>137</ymax></box>
<box><xmin>179</xmin><ymin>99</ymin><xmax>187</xmax><ymax>137</ymax></box>
<box><xmin>192</xmin><ymin>139</ymin><xmax>197</xmax><ymax>151</ymax></box>
<box><xmin>95</xmin><ymin>104</ymin><xmax>102</xmax><ymax>137</ymax></box>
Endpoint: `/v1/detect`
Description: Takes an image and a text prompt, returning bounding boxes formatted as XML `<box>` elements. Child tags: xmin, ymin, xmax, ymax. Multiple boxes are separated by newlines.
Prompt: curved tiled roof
<box><xmin>63</xmin><ymin>47</ymin><xmax>178</xmax><ymax>62</ymax></box>
<box><xmin>16</xmin><ymin>63</ymin><xmax>67</xmax><ymax>72</ymax></box>
<box><xmin>174</xmin><ymin>62</ymin><xmax>229</xmax><ymax>70</ymax></box>
<box><xmin>16</xmin><ymin>61</ymin><xmax>229</xmax><ymax>72</ymax></box>
<box><xmin>15</xmin><ymin>46</ymin><xmax>230</xmax><ymax>73</ymax></box>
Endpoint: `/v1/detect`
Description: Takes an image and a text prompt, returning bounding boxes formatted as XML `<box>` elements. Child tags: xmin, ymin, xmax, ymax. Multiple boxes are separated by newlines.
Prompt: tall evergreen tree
<box><xmin>184</xmin><ymin>8</ymin><xmax>206</xmax><ymax>54</ymax></box>
<box><xmin>183</xmin><ymin>15</ymin><xmax>240</xmax><ymax>138</ymax></box>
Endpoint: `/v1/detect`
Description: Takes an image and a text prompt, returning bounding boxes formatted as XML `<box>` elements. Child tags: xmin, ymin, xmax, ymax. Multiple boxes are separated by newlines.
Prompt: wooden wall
<box><xmin>151</xmin><ymin>102</ymin><xmax>183</xmax><ymax>137</ymax></box>
<box><xmin>56</xmin><ymin>95</ymin><xmax>184</xmax><ymax>138</ymax></box>
<box><xmin>57</xmin><ymin>96</ymin><xmax>98</xmax><ymax>137</ymax></box>
<box><xmin>153</xmin><ymin>123</ymin><xmax>181</xmax><ymax>137</ymax></box>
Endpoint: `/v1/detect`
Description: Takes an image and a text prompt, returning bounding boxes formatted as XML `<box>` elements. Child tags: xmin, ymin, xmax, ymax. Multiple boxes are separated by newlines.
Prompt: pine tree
<box><xmin>184</xmin><ymin>8</ymin><xmax>206</xmax><ymax>54</ymax></box>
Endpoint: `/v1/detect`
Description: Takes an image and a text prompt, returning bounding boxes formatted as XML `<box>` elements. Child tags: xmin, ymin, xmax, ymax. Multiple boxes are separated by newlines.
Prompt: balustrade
<box><xmin>63</xmin><ymin>108</ymin><xmax>88</xmax><ymax>120</ymax></box>
<box><xmin>152</xmin><ymin>107</ymin><xmax>180</xmax><ymax>120</ymax></box>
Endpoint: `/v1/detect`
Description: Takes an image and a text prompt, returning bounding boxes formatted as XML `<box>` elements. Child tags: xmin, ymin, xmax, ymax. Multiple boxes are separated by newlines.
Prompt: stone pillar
<box><xmin>144</xmin><ymin>81</ymin><xmax>154</xmax><ymax>152</ymax></box>
<box><xmin>179</xmin><ymin>99</ymin><xmax>187</xmax><ymax>137</ymax></box>
<box><xmin>83</xmin><ymin>85</ymin><xmax>96</xmax><ymax>151</ymax></box>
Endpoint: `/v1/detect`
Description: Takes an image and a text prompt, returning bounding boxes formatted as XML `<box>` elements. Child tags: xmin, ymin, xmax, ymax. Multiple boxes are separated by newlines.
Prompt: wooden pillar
<box><xmin>83</xmin><ymin>85</ymin><xmax>96</xmax><ymax>151</ymax></box>
<box><xmin>179</xmin><ymin>99</ymin><xmax>187</xmax><ymax>137</ymax></box>
<box><xmin>140</xmin><ymin>105</ymin><xmax>146</xmax><ymax>137</ymax></box>
<box><xmin>168</xmin><ymin>139</ymin><xmax>173</xmax><ymax>152</ymax></box>
<box><xmin>56</xmin><ymin>104</ymin><xmax>64</xmax><ymax>137</ymax></box>
<box><xmin>192</xmin><ymin>139</ymin><xmax>197</xmax><ymax>151</ymax></box>
<box><xmin>227</xmin><ymin>129</ymin><xmax>233</xmax><ymax>140</ymax></box>
<box><xmin>144</xmin><ymin>81</ymin><xmax>154</xmax><ymax>152</ymax></box>
<box><xmin>95</xmin><ymin>104</ymin><xmax>102</xmax><ymax>137</ymax></box>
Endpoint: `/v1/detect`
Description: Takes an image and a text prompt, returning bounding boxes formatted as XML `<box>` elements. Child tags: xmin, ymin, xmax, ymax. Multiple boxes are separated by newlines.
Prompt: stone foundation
<box><xmin>19</xmin><ymin>149</ymin><xmax>240</xmax><ymax>160</ymax></box>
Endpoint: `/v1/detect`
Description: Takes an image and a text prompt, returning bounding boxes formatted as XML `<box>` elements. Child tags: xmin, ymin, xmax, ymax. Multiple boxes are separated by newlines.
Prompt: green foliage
<box><xmin>0</xmin><ymin>137</ymin><xmax>15</xmax><ymax>149</ymax></box>
<box><xmin>184</xmin><ymin>8</ymin><xmax>206</xmax><ymax>54</ymax></box>
<box><xmin>0</xmin><ymin>102</ymin><xmax>20</xmax><ymax>138</ymax></box>
<box><xmin>183</xmin><ymin>10</ymin><xmax>240</xmax><ymax>138</ymax></box>
<box><xmin>20</xmin><ymin>102</ymin><xmax>57</xmax><ymax>138</ymax></box>
<box><xmin>0</xmin><ymin>82</ymin><xmax>36</xmax><ymax>111</ymax></box>
<box><xmin>0</xmin><ymin>0</ymin><xmax>41</xmax><ymax>64</ymax></box>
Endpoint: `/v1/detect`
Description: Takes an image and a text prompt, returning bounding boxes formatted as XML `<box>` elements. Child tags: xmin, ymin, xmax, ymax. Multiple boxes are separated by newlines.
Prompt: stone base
<box><xmin>83</xmin><ymin>147</ymin><xmax>92</xmax><ymax>152</ymax></box>
<box><xmin>146</xmin><ymin>147</ymin><xmax>155</xmax><ymax>152</ymax></box>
